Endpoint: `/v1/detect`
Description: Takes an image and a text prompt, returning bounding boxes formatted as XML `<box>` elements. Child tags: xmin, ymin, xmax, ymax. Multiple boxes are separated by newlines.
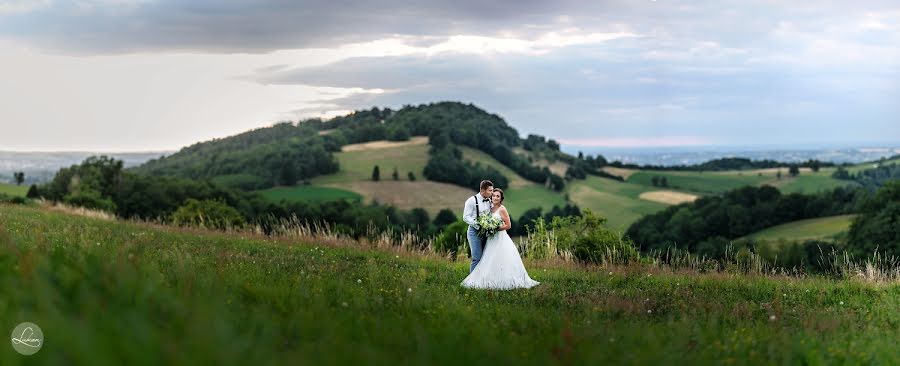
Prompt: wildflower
<box><xmin>839</xmin><ymin>301</ymin><xmax>844</xmax><ymax>305</ymax></box>
<box><xmin>357</xmin><ymin>279</ymin><xmax>362</xmax><ymax>283</ymax></box>
<box><xmin>647</xmin><ymin>309</ymin><xmax>652</xmax><ymax>314</ymax></box>
<box><xmin>769</xmin><ymin>315</ymin><xmax>776</xmax><ymax>321</ymax></box>
<box><xmin>407</xmin><ymin>288</ymin><xmax>413</xmax><ymax>293</ymax></box>
<box><xmin>341</xmin><ymin>302</ymin><xmax>348</xmax><ymax>307</ymax></box>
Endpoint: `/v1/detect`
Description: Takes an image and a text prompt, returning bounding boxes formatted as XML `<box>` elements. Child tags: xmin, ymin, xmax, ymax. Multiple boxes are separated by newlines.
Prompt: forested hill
<box><xmin>131</xmin><ymin>101</ymin><xmax>578</xmax><ymax>191</ymax></box>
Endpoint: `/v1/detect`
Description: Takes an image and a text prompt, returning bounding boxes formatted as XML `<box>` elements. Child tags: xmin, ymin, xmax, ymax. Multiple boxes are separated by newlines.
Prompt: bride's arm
<box><xmin>499</xmin><ymin>207</ymin><xmax>512</xmax><ymax>231</ymax></box>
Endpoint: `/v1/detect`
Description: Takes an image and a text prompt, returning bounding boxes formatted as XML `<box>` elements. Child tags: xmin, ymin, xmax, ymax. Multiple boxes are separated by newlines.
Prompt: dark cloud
<box><xmin>0</xmin><ymin>0</ymin><xmax>569</xmax><ymax>53</ymax></box>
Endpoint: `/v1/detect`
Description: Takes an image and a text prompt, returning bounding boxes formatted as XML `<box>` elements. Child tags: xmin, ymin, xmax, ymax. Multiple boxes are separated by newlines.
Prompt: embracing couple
<box><xmin>460</xmin><ymin>180</ymin><xmax>540</xmax><ymax>290</ymax></box>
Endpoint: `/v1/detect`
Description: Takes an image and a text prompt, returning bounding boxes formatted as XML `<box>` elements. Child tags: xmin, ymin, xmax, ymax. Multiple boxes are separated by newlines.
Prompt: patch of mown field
<box><xmin>567</xmin><ymin>176</ymin><xmax>669</xmax><ymax>231</ymax></box>
<box><xmin>0</xmin><ymin>183</ymin><xmax>28</xmax><ymax>197</ymax></box>
<box><xmin>740</xmin><ymin>214</ymin><xmax>857</xmax><ymax>244</ymax></box>
<box><xmin>2</xmin><ymin>204</ymin><xmax>899</xmax><ymax>365</ymax></box>
<box><xmin>628</xmin><ymin>170</ymin><xmax>769</xmax><ymax>195</ymax></box>
<box><xmin>313</xmin><ymin>142</ymin><xmax>430</xmax><ymax>185</ymax></box>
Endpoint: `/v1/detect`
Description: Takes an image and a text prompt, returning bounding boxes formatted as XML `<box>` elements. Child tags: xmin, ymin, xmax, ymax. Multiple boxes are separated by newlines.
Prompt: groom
<box><xmin>462</xmin><ymin>180</ymin><xmax>494</xmax><ymax>273</ymax></box>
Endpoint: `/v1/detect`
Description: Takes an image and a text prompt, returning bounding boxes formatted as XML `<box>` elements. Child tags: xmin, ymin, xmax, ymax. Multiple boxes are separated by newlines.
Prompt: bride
<box><xmin>461</xmin><ymin>188</ymin><xmax>540</xmax><ymax>290</ymax></box>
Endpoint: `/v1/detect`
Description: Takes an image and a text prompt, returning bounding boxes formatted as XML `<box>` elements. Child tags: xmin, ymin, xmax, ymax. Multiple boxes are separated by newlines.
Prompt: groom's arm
<box><xmin>462</xmin><ymin>197</ymin><xmax>477</xmax><ymax>226</ymax></box>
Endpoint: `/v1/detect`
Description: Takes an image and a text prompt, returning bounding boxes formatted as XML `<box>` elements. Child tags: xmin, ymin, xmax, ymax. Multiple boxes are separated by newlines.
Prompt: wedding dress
<box><xmin>461</xmin><ymin>211</ymin><xmax>540</xmax><ymax>289</ymax></box>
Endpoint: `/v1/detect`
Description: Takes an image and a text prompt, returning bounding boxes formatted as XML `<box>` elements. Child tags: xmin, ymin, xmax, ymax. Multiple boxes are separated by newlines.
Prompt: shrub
<box><xmin>434</xmin><ymin>221</ymin><xmax>468</xmax><ymax>258</ymax></box>
<box><xmin>545</xmin><ymin>209</ymin><xmax>639</xmax><ymax>264</ymax></box>
<box><xmin>171</xmin><ymin>199</ymin><xmax>245</xmax><ymax>230</ymax></box>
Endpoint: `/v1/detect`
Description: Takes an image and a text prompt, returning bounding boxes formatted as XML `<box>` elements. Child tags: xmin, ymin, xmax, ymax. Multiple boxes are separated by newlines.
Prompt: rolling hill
<box><xmin>739</xmin><ymin>214</ymin><xmax>857</xmax><ymax>244</ymax></box>
<box><xmin>125</xmin><ymin>101</ymin><xmax>879</xmax><ymax>235</ymax></box>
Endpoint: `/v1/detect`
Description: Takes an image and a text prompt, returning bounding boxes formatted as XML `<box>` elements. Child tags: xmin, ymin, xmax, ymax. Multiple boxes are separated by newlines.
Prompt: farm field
<box><xmin>0</xmin><ymin>183</ymin><xmax>27</xmax><ymax>197</ymax></box>
<box><xmin>566</xmin><ymin>176</ymin><xmax>670</xmax><ymax>231</ymax></box>
<box><xmin>740</xmin><ymin>214</ymin><xmax>857</xmax><ymax>243</ymax></box>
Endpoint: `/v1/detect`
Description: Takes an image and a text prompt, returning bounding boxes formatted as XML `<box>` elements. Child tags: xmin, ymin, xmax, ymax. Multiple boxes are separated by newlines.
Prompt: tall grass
<box><xmin>34</xmin><ymin>199</ymin><xmax>900</xmax><ymax>284</ymax></box>
<box><xmin>4</xmin><ymin>203</ymin><xmax>900</xmax><ymax>364</ymax></box>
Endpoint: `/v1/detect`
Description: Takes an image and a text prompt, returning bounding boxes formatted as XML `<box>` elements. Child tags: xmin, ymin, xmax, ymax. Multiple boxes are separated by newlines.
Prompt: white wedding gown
<box><xmin>461</xmin><ymin>211</ymin><xmax>540</xmax><ymax>290</ymax></box>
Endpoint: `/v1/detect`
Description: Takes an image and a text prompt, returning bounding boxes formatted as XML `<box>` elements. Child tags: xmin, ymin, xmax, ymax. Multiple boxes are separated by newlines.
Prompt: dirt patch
<box><xmin>341</xmin><ymin>136</ymin><xmax>429</xmax><ymax>152</ymax></box>
<box><xmin>318</xmin><ymin>129</ymin><xmax>336</xmax><ymax>135</ymax></box>
<box><xmin>638</xmin><ymin>190</ymin><xmax>698</xmax><ymax>205</ymax></box>
<box><xmin>601</xmin><ymin>167</ymin><xmax>639</xmax><ymax>180</ymax></box>
<box><xmin>534</xmin><ymin>159</ymin><xmax>569</xmax><ymax>177</ymax></box>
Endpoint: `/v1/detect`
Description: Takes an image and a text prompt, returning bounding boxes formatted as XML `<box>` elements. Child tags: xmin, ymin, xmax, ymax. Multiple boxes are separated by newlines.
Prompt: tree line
<box><xmin>625</xmin><ymin>185</ymin><xmax>867</xmax><ymax>258</ymax></box>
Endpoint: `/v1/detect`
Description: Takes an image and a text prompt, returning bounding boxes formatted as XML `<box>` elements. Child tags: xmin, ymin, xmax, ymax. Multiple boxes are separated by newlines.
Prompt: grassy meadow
<box><xmin>628</xmin><ymin>170</ymin><xmax>770</xmax><ymax>195</ymax></box>
<box><xmin>740</xmin><ymin>214</ymin><xmax>857</xmax><ymax>244</ymax></box>
<box><xmin>2</xmin><ymin>203</ymin><xmax>900</xmax><ymax>365</ymax></box>
<box><xmin>566</xmin><ymin>176</ymin><xmax>668</xmax><ymax>231</ymax></box>
<box><xmin>0</xmin><ymin>183</ymin><xmax>28</xmax><ymax>197</ymax></box>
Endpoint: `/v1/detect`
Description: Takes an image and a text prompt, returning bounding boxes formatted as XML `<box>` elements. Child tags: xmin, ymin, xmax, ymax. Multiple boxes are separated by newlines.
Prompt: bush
<box><xmin>171</xmin><ymin>199</ymin><xmax>245</xmax><ymax>230</ymax></box>
<box><xmin>548</xmin><ymin>209</ymin><xmax>639</xmax><ymax>264</ymax></box>
<box><xmin>0</xmin><ymin>193</ymin><xmax>27</xmax><ymax>205</ymax></box>
<box><xmin>433</xmin><ymin>209</ymin><xmax>458</xmax><ymax>228</ymax></box>
<box><xmin>434</xmin><ymin>221</ymin><xmax>468</xmax><ymax>258</ymax></box>
<box><xmin>64</xmin><ymin>188</ymin><xmax>117</xmax><ymax>213</ymax></box>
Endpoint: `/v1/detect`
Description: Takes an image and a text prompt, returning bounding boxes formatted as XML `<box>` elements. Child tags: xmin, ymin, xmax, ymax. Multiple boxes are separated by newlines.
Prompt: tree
<box><xmin>408</xmin><ymin>171</ymin><xmax>416</xmax><ymax>181</ymax></box>
<box><xmin>171</xmin><ymin>198</ymin><xmax>245</xmax><ymax>230</ymax></box>
<box><xmin>433</xmin><ymin>209</ymin><xmax>458</xmax><ymax>228</ymax></box>
<box><xmin>372</xmin><ymin>165</ymin><xmax>380</xmax><ymax>181</ymax></box>
<box><xmin>660</xmin><ymin>176</ymin><xmax>669</xmax><ymax>188</ymax></box>
<box><xmin>13</xmin><ymin>171</ymin><xmax>24</xmax><ymax>185</ymax></box>
<box><xmin>548</xmin><ymin>174</ymin><xmax>566</xmax><ymax>191</ymax></box>
<box><xmin>651</xmin><ymin>176</ymin><xmax>659</xmax><ymax>187</ymax></box>
<box><xmin>26</xmin><ymin>184</ymin><xmax>39</xmax><ymax>198</ymax></box>
<box><xmin>776</xmin><ymin>170</ymin><xmax>782</xmax><ymax>180</ymax></box>
<box><xmin>392</xmin><ymin>167</ymin><xmax>399</xmax><ymax>180</ymax></box>
<box><xmin>789</xmin><ymin>164</ymin><xmax>800</xmax><ymax>177</ymax></box>
<box><xmin>810</xmin><ymin>160</ymin><xmax>821</xmax><ymax>172</ymax></box>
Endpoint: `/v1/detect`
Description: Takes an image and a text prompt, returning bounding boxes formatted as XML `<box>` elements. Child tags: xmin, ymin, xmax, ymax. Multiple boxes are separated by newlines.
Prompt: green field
<box><xmin>460</xmin><ymin>146</ymin><xmax>530</xmax><ymax>188</ymax></box>
<box><xmin>312</xmin><ymin>143</ymin><xmax>430</xmax><ymax>185</ymax></box>
<box><xmin>628</xmin><ymin>170</ymin><xmax>769</xmax><ymax>195</ymax></box>
<box><xmin>628</xmin><ymin>167</ymin><xmax>857</xmax><ymax>196</ymax></box>
<box><xmin>256</xmin><ymin>185</ymin><xmax>363</xmax><ymax>203</ymax></box>
<box><xmin>3</xmin><ymin>204</ymin><xmax>900</xmax><ymax>365</ymax></box>
<box><xmin>459</xmin><ymin>146</ymin><xmax>567</xmax><ymax>214</ymax></box>
<box><xmin>741</xmin><ymin>214</ymin><xmax>857</xmax><ymax>243</ymax></box>
<box><xmin>567</xmin><ymin>176</ymin><xmax>669</xmax><ymax>230</ymax></box>
<box><xmin>775</xmin><ymin>168</ymin><xmax>858</xmax><ymax>194</ymax></box>
<box><xmin>0</xmin><ymin>183</ymin><xmax>28</xmax><ymax>197</ymax></box>
<box><xmin>846</xmin><ymin>156</ymin><xmax>900</xmax><ymax>174</ymax></box>
<box><xmin>305</xmin><ymin>142</ymin><xmax>566</xmax><ymax>216</ymax></box>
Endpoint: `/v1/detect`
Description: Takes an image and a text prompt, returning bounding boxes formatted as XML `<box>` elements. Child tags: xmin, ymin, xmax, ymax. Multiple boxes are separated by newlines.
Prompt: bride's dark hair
<box><xmin>493</xmin><ymin>188</ymin><xmax>505</xmax><ymax>203</ymax></box>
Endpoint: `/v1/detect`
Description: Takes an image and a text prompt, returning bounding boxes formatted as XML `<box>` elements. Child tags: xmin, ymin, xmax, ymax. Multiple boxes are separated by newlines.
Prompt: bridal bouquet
<box><xmin>475</xmin><ymin>214</ymin><xmax>503</xmax><ymax>238</ymax></box>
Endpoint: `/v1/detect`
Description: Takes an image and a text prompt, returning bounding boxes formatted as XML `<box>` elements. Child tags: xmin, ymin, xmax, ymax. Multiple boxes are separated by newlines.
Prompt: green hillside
<box><xmin>628</xmin><ymin>170</ymin><xmax>769</xmax><ymax>195</ymax></box>
<box><xmin>121</xmin><ymin>101</ymin><xmax>876</xmax><ymax>241</ymax></box>
<box><xmin>312</xmin><ymin>140</ymin><xmax>430</xmax><ymax>185</ymax></box>
<box><xmin>257</xmin><ymin>185</ymin><xmax>362</xmax><ymax>203</ymax></box>
<box><xmin>567</xmin><ymin>176</ymin><xmax>669</xmax><ymax>230</ymax></box>
<box><xmin>3</xmin><ymin>203</ymin><xmax>899</xmax><ymax>365</ymax></box>
<box><xmin>741</xmin><ymin>214</ymin><xmax>857</xmax><ymax>243</ymax></box>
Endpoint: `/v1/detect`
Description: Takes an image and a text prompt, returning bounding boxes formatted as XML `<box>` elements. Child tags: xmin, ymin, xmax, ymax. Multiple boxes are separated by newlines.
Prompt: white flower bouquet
<box><xmin>475</xmin><ymin>213</ymin><xmax>503</xmax><ymax>238</ymax></box>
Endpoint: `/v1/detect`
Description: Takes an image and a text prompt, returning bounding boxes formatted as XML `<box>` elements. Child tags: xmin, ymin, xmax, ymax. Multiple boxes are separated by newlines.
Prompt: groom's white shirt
<box><xmin>463</xmin><ymin>194</ymin><xmax>493</xmax><ymax>227</ymax></box>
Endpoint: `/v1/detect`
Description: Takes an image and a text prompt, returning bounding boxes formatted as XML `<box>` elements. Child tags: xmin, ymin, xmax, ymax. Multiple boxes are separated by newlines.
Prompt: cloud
<box><xmin>1</xmin><ymin>0</ymin><xmax>899</xmax><ymax>150</ymax></box>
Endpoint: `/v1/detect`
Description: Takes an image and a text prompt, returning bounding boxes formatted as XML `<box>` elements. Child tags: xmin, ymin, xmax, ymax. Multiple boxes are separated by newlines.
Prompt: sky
<box><xmin>0</xmin><ymin>0</ymin><xmax>898</xmax><ymax>152</ymax></box>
